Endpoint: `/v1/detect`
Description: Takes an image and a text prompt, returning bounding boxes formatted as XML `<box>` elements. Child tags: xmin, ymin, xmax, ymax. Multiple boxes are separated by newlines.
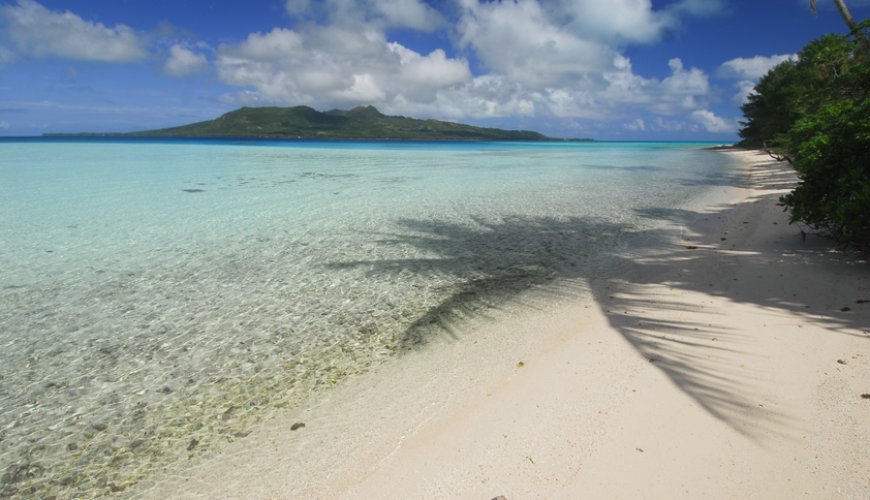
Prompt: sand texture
<box><xmin>135</xmin><ymin>150</ymin><xmax>870</xmax><ymax>500</ymax></box>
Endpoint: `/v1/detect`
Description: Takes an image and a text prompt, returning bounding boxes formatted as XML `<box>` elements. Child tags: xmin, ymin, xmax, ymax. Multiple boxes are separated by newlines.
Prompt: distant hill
<box><xmin>45</xmin><ymin>106</ymin><xmax>591</xmax><ymax>141</ymax></box>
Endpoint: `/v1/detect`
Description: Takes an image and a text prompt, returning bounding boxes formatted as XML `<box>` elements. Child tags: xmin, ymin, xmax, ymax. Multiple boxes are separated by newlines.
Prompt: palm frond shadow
<box><xmin>326</xmin><ymin>215</ymin><xmax>629</xmax><ymax>350</ymax></box>
<box><xmin>325</xmin><ymin>189</ymin><xmax>867</xmax><ymax>439</ymax></box>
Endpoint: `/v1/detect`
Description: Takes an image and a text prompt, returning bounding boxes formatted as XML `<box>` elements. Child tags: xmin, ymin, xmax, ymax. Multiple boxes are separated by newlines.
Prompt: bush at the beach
<box><xmin>781</xmin><ymin>98</ymin><xmax>870</xmax><ymax>251</ymax></box>
<box><xmin>741</xmin><ymin>20</ymin><xmax>870</xmax><ymax>251</ymax></box>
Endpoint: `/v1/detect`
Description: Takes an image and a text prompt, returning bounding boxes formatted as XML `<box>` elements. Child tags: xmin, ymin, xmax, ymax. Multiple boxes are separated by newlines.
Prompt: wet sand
<box><xmin>135</xmin><ymin>150</ymin><xmax>870</xmax><ymax>500</ymax></box>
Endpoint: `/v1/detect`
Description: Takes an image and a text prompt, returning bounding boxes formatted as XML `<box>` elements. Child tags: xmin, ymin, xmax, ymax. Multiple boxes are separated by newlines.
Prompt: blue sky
<box><xmin>1</xmin><ymin>0</ymin><xmax>868</xmax><ymax>140</ymax></box>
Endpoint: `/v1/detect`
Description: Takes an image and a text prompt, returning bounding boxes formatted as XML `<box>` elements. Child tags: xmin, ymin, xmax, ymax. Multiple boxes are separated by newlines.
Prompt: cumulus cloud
<box><xmin>215</xmin><ymin>0</ymin><xmax>722</xmax><ymax>127</ymax></box>
<box><xmin>0</xmin><ymin>0</ymin><xmax>148</xmax><ymax>62</ymax></box>
<box><xmin>592</xmin><ymin>57</ymin><xmax>713</xmax><ymax>117</ymax></box>
<box><xmin>542</xmin><ymin>0</ymin><xmax>666</xmax><ymax>45</ymax></box>
<box><xmin>164</xmin><ymin>44</ymin><xmax>209</xmax><ymax>77</ymax></box>
<box><xmin>285</xmin><ymin>0</ymin><xmax>445</xmax><ymax>31</ymax></box>
<box><xmin>215</xmin><ymin>24</ymin><xmax>472</xmax><ymax>110</ymax></box>
<box><xmin>732</xmin><ymin>79</ymin><xmax>757</xmax><ymax>105</ymax></box>
<box><xmin>717</xmin><ymin>54</ymin><xmax>796</xmax><ymax>80</ymax></box>
<box><xmin>669</xmin><ymin>0</ymin><xmax>725</xmax><ymax>17</ymax></box>
<box><xmin>457</xmin><ymin>0</ymin><xmax>615</xmax><ymax>87</ymax></box>
<box><xmin>369</xmin><ymin>0</ymin><xmax>446</xmax><ymax>31</ymax></box>
<box><xmin>653</xmin><ymin>117</ymin><xmax>697</xmax><ymax>132</ymax></box>
<box><xmin>691</xmin><ymin>109</ymin><xmax>734</xmax><ymax>133</ymax></box>
<box><xmin>717</xmin><ymin>54</ymin><xmax>796</xmax><ymax>104</ymax></box>
<box><xmin>624</xmin><ymin>118</ymin><xmax>645</xmax><ymax>131</ymax></box>
<box><xmin>536</xmin><ymin>0</ymin><xmax>724</xmax><ymax>46</ymax></box>
<box><xmin>651</xmin><ymin>58</ymin><xmax>711</xmax><ymax>113</ymax></box>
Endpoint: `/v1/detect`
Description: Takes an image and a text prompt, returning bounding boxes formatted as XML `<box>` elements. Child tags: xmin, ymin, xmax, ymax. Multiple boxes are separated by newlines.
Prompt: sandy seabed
<box><xmin>133</xmin><ymin>150</ymin><xmax>870</xmax><ymax>500</ymax></box>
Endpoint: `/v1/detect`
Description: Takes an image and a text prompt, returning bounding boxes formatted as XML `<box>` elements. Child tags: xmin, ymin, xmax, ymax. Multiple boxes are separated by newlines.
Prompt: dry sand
<box><xmin>138</xmin><ymin>150</ymin><xmax>870</xmax><ymax>500</ymax></box>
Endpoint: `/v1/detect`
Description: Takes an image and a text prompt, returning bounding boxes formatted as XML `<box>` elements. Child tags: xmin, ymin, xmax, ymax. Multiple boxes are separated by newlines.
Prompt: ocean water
<box><xmin>0</xmin><ymin>138</ymin><xmax>736</xmax><ymax>498</ymax></box>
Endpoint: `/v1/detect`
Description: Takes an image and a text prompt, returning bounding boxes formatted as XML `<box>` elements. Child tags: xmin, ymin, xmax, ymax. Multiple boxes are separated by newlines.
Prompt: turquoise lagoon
<box><xmin>0</xmin><ymin>138</ymin><xmax>737</xmax><ymax>498</ymax></box>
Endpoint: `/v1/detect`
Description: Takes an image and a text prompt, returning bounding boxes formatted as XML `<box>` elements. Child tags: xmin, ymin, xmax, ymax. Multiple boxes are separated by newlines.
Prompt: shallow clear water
<box><xmin>0</xmin><ymin>138</ymin><xmax>735</xmax><ymax>498</ymax></box>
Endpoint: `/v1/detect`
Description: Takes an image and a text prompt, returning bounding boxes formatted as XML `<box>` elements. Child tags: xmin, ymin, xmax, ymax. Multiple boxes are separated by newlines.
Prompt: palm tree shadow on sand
<box><xmin>325</xmin><ymin>164</ymin><xmax>868</xmax><ymax>440</ymax></box>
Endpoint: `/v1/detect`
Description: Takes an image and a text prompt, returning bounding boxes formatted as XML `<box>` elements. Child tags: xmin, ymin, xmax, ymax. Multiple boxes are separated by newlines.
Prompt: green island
<box><xmin>44</xmin><ymin>105</ymin><xmax>591</xmax><ymax>141</ymax></box>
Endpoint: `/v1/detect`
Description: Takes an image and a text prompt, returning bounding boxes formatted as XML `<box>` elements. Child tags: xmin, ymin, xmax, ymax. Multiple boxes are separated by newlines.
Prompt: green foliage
<box><xmin>781</xmin><ymin>86</ymin><xmax>870</xmax><ymax>251</ymax></box>
<box><xmin>762</xmin><ymin>20</ymin><xmax>870</xmax><ymax>251</ymax></box>
<box><xmin>738</xmin><ymin>33</ymin><xmax>856</xmax><ymax>150</ymax></box>
<box><xmin>738</xmin><ymin>59</ymin><xmax>801</xmax><ymax>149</ymax></box>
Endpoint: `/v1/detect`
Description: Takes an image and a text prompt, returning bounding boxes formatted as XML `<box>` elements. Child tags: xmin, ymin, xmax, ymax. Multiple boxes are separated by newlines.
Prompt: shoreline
<box><xmin>135</xmin><ymin>150</ymin><xmax>870</xmax><ymax>500</ymax></box>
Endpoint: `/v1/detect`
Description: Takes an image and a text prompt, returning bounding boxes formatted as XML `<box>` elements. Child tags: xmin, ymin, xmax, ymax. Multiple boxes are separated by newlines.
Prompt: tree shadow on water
<box><xmin>326</xmin><ymin>215</ymin><xmax>630</xmax><ymax>350</ymax></box>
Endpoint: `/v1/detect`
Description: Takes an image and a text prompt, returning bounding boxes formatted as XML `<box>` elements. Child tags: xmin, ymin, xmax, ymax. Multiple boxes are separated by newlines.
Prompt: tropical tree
<box><xmin>738</xmin><ymin>33</ymin><xmax>855</xmax><ymax>150</ymax></box>
<box><xmin>737</xmin><ymin>59</ymin><xmax>801</xmax><ymax>149</ymax></box>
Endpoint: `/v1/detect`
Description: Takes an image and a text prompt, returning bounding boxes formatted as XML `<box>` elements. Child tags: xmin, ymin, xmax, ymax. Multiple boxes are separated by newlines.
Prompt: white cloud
<box><xmin>216</xmin><ymin>90</ymin><xmax>275</xmax><ymax>106</ymax></box>
<box><xmin>594</xmin><ymin>57</ymin><xmax>713</xmax><ymax>116</ymax></box>
<box><xmin>216</xmin><ymin>9</ymin><xmax>719</xmax><ymax>126</ymax></box>
<box><xmin>387</xmin><ymin>44</ymin><xmax>473</xmax><ymax>102</ymax></box>
<box><xmin>733</xmin><ymin>79</ymin><xmax>757</xmax><ymax>105</ymax></box>
<box><xmin>164</xmin><ymin>44</ymin><xmax>208</xmax><ymax>77</ymax></box>
<box><xmin>285</xmin><ymin>0</ymin><xmax>445</xmax><ymax>31</ymax></box>
<box><xmin>457</xmin><ymin>0</ymin><xmax>615</xmax><ymax>88</ymax></box>
<box><xmin>215</xmin><ymin>24</ymin><xmax>472</xmax><ymax>110</ymax></box>
<box><xmin>224</xmin><ymin>28</ymin><xmax>305</xmax><ymax>61</ymax></box>
<box><xmin>624</xmin><ymin>118</ymin><xmax>645</xmax><ymax>131</ymax></box>
<box><xmin>652</xmin><ymin>117</ymin><xmax>697</xmax><ymax>132</ymax></box>
<box><xmin>0</xmin><ymin>0</ymin><xmax>148</xmax><ymax>62</ymax></box>
<box><xmin>669</xmin><ymin>0</ymin><xmax>726</xmax><ymax>17</ymax></box>
<box><xmin>370</xmin><ymin>0</ymin><xmax>445</xmax><ymax>31</ymax></box>
<box><xmin>0</xmin><ymin>120</ymin><xmax>9</xmax><ymax>128</ymax></box>
<box><xmin>446</xmin><ymin>2</ymin><xmax>719</xmax><ymax>119</ymax></box>
<box><xmin>540</xmin><ymin>0</ymin><xmax>724</xmax><ymax>46</ymax></box>
<box><xmin>717</xmin><ymin>54</ymin><xmax>796</xmax><ymax>80</ymax></box>
<box><xmin>651</xmin><ymin>58</ymin><xmax>711</xmax><ymax>113</ymax></box>
<box><xmin>717</xmin><ymin>54</ymin><xmax>796</xmax><ymax>105</ymax></box>
<box><xmin>547</xmin><ymin>0</ymin><xmax>671</xmax><ymax>45</ymax></box>
<box><xmin>214</xmin><ymin>0</ymin><xmax>723</xmax><ymax>123</ymax></box>
<box><xmin>691</xmin><ymin>109</ymin><xmax>734</xmax><ymax>133</ymax></box>
<box><xmin>0</xmin><ymin>45</ymin><xmax>14</xmax><ymax>68</ymax></box>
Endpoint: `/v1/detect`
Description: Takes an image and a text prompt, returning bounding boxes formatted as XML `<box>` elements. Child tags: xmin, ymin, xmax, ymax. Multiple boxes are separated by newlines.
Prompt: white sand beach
<box><xmin>138</xmin><ymin>150</ymin><xmax>870</xmax><ymax>500</ymax></box>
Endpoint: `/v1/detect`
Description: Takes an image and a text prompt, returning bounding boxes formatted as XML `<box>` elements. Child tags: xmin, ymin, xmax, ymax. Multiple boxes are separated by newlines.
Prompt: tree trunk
<box><xmin>833</xmin><ymin>0</ymin><xmax>858</xmax><ymax>31</ymax></box>
<box><xmin>832</xmin><ymin>0</ymin><xmax>870</xmax><ymax>54</ymax></box>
